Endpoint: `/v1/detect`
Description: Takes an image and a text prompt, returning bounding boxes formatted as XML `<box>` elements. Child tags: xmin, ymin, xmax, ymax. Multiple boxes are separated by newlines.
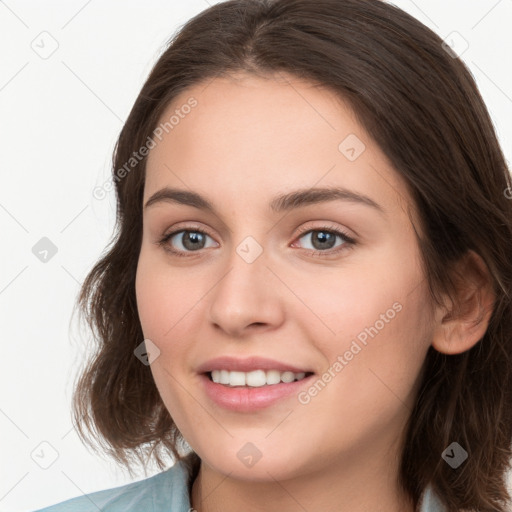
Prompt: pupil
<box><xmin>313</xmin><ymin>231</ymin><xmax>335</xmax><ymax>250</ymax></box>
<box><xmin>183</xmin><ymin>232</ymin><xmax>205</xmax><ymax>250</ymax></box>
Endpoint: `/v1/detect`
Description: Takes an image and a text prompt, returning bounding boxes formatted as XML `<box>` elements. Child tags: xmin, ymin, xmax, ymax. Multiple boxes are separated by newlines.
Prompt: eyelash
<box><xmin>156</xmin><ymin>224</ymin><xmax>356</xmax><ymax>258</ymax></box>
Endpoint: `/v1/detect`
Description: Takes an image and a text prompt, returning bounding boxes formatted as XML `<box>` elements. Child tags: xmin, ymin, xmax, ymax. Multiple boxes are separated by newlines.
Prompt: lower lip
<box><xmin>200</xmin><ymin>373</ymin><xmax>315</xmax><ymax>412</ymax></box>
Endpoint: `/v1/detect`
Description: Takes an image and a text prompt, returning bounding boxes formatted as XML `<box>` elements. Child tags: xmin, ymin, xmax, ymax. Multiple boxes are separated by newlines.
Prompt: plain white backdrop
<box><xmin>1</xmin><ymin>1</ymin><xmax>511</xmax><ymax>511</ymax></box>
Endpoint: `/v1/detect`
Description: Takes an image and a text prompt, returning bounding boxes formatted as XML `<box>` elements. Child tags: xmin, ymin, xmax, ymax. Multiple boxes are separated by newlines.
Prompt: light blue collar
<box><xmin>420</xmin><ymin>484</ymin><xmax>448</xmax><ymax>512</ymax></box>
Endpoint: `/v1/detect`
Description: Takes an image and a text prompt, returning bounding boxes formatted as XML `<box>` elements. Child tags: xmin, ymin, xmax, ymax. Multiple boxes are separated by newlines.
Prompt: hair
<box><xmin>71</xmin><ymin>0</ymin><xmax>512</xmax><ymax>510</ymax></box>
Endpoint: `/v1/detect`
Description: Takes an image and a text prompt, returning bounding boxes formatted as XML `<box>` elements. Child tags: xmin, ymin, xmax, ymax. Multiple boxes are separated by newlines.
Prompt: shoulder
<box><xmin>32</xmin><ymin>457</ymin><xmax>195</xmax><ymax>512</ymax></box>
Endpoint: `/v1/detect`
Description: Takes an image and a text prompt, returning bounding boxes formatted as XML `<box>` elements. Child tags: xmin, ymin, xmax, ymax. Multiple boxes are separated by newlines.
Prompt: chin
<box><xmin>198</xmin><ymin>444</ymin><xmax>309</xmax><ymax>482</ymax></box>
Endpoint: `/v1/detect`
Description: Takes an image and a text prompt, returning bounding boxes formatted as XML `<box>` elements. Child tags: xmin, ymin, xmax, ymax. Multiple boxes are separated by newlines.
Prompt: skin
<box><xmin>135</xmin><ymin>72</ymin><xmax>495</xmax><ymax>512</ymax></box>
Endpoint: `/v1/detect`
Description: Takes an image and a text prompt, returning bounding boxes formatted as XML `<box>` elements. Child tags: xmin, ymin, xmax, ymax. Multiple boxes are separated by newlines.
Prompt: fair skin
<box><xmin>135</xmin><ymin>72</ymin><xmax>495</xmax><ymax>512</ymax></box>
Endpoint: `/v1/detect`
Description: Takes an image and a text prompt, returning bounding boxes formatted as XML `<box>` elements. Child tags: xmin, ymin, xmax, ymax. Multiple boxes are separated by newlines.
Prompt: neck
<box><xmin>190</xmin><ymin>445</ymin><xmax>415</xmax><ymax>512</ymax></box>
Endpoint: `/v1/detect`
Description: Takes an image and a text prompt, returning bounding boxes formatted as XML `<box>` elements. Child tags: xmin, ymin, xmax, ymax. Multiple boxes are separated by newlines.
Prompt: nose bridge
<box><xmin>207</xmin><ymin>238</ymin><xmax>284</xmax><ymax>335</ymax></box>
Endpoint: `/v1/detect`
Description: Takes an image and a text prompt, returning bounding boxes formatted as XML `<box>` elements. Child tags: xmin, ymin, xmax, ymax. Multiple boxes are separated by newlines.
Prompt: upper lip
<box><xmin>197</xmin><ymin>356</ymin><xmax>313</xmax><ymax>374</ymax></box>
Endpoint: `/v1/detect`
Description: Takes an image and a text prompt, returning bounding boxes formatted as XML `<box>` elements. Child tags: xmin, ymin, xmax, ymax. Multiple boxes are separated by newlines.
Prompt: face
<box><xmin>135</xmin><ymin>72</ymin><xmax>435</xmax><ymax>482</ymax></box>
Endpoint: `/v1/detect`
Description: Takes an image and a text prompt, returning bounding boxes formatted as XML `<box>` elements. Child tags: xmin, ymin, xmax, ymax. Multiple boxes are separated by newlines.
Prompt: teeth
<box><xmin>210</xmin><ymin>369</ymin><xmax>308</xmax><ymax>387</ymax></box>
<box><xmin>219</xmin><ymin>370</ymin><xmax>230</xmax><ymax>385</ymax></box>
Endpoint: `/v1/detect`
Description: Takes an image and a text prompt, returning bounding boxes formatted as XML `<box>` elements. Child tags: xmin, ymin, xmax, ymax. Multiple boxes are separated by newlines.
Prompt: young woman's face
<box><xmin>136</xmin><ymin>72</ymin><xmax>435</xmax><ymax>482</ymax></box>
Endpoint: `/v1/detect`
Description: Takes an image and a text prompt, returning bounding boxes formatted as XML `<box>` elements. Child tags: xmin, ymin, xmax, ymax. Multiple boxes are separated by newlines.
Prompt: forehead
<box><xmin>144</xmin><ymin>72</ymin><xmax>413</xmax><ymax>220</ymax></box>
<box><xmin>152</xmin><ymin>72</ymin><xmax>361</xmax><ymax>158</ymax></box>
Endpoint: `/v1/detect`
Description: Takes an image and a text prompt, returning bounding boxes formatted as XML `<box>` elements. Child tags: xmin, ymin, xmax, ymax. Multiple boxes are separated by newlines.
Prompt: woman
<box><xmin>34</xmin><ymin>0</ymin><xmax>512</xmax><ymax>510</ymax></box>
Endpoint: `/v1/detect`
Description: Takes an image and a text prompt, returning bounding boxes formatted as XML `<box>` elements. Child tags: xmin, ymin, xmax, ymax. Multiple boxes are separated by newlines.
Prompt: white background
<box><xmin>1</xmin><ymin>1</ymin><xmax>511</xmax><ymax>511</ymax></box>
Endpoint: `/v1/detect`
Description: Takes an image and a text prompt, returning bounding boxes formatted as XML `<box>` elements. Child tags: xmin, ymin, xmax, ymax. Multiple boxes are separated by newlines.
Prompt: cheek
<box><xmin>135</xmin><ymin>250</ymin><xmax>206</xmax><ymax>387</ymax></box>
<box><xmin>303</xmin><ymin>250</ymin><xmax>431</xmax><ymax>405</ymax></box>
<box><xmin>289</xmin><ymin>233</ymin><xmax>422</xmax><ymax>339</ymax></box>
<box><xmin>291</xmin><ymin>279</ymin><xmax>408</xmax><ymax>358</ymax></box>
<box><xmin>135</xmin><ymin>255</ymin><xmax>200</xmax><ymax>426</ymax></box>
<box><xmin>135</xmin><ymin>249</ymin><xmax>193</xmax><ymax>338</ymax></box>
<box><xmin>331</xmin><ymin>284</ymin><xmax>432</xmax><ymax>415</ymax></box>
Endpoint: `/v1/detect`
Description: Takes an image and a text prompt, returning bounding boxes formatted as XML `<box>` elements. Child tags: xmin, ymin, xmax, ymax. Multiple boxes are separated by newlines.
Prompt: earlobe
<box><xmin>431</xmin><ymin>250</ymin><xmax>496</xmax><ymax>355</ymax></box>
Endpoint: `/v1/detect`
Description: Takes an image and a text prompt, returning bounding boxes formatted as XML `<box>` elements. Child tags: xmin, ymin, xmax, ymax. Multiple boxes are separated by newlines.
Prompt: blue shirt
<box><xmin>33</xmin><ymin>453</ymin><xmax>447</xmax><ymax>512</ymax></box>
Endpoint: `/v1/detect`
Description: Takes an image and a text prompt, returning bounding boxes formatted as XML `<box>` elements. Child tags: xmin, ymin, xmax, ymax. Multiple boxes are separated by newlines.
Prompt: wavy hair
<box><xmin>72</xmin><ymin>1</ymin><xmax>512</xmax><ymax>510</ymax></box>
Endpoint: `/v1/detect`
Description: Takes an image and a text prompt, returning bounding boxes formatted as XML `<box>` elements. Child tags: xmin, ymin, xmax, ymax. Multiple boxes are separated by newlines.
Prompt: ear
<box><xmin>431</xmin><ymin>250</ymin><xmax>496</xmax><ymax>355</ymax></box>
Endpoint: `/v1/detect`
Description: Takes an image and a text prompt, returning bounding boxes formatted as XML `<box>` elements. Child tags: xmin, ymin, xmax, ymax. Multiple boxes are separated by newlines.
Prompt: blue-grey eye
<box><xmin>298</xmin><ymin>229</ymin><xmax>348</xmax><ymax>251</ymax></box>
<box><xmin>168</xmin><ymin>230</ymin><xmax>216</xmax><ymax>252</ymax></box>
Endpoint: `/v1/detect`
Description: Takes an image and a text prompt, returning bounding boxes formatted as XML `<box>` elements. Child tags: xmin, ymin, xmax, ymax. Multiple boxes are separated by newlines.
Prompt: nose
<box><xmin>207</xmin><ymin>248</ymin><xmax>286</xmax><ymax>338</ymax></box>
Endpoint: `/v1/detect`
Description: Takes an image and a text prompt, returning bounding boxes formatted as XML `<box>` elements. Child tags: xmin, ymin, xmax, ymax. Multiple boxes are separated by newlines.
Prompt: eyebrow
<box><xmin>144</xmin><ymin>186</ymin><xmax>385</xmax><ymax>216</ymax></box>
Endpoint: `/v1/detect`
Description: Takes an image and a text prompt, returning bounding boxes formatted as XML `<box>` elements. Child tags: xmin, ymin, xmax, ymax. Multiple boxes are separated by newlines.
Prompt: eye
<box><xmin>156</xmin><ymin>224</ymin><xmax>356</xmax><ymax>258</ymax></box>
<box><xmin>293</xmin><ymin>225</ymin><xmax>356</xmax><ymax>256</ymax></box>
<box><xmin>157</xmin><ymin>228</ymin><xmax>217</xmax><ymax>256</ymax></box>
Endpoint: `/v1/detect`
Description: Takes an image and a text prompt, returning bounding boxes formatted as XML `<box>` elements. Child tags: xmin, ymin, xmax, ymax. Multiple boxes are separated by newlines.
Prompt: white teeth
<box><xmin>210</xmin><ymin>369</ymin><xmax>308</xmax><ymax>387</ymax></box>
<box><xmin>266</xmin><ymin>370</ymin><xmax>281</xmax><ymax>385</ymax></box>
<box><xmin>281</xmin><ymin>371</ymin><xmax>295</xmax><ymax>383</ymax></box>
<box><xmin>229</xmin><ymin>371</ymin><xmax>246</xmax><ymax>386</ymax></box>
<box><xmin>246</xmin><ymin>370</ymin><xmax>266</xmax><ymax>387</ymax></box>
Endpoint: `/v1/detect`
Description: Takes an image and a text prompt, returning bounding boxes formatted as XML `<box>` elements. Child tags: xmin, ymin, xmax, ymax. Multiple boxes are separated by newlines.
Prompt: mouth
<box><xmin>205</xmin><ymin>369</ymin><xmax>315</xmax><ymax>387</ymax></box>
<box><xmin>200</xmin><ymin>367</ymin><xmax>316</xmax><ymax>412</ymax></box>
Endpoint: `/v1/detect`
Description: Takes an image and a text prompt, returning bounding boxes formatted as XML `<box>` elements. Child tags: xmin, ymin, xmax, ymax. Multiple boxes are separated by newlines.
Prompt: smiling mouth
<box><xmin>205</xmin><ymin>369</ymin><xmax>315</xmax><ymax>387</ymax></box>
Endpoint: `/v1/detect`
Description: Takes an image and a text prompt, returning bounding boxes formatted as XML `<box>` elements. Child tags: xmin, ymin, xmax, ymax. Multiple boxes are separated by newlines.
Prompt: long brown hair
<box><xmin>72</xmin><ymin>1</ymin><xmax>512</xmax><ymax>510</ymax></box>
